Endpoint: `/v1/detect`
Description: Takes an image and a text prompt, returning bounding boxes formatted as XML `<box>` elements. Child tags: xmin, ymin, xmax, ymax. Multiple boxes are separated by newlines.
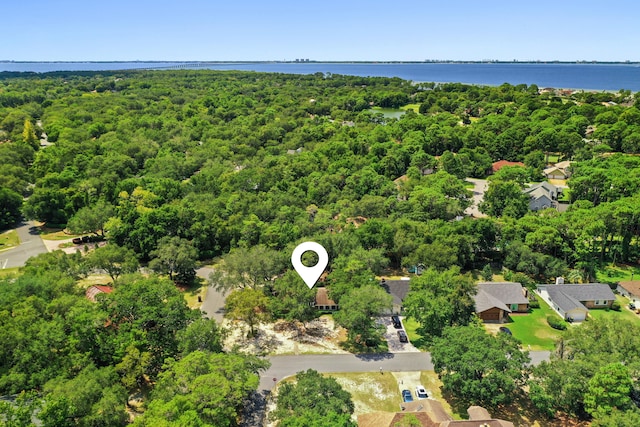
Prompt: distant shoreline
<box><xmin>1</xmin><ymin>60</ymin><xmax>639</xmax><ymax>65</ymax></box>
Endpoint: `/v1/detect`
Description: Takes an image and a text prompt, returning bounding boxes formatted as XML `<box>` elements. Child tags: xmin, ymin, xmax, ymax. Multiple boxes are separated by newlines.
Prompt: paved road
<box><xmin>464</xmin><ymin>178</ymin><xmax>489</xmax><ymax>218</ymax></box>
<box><xmin>243</xmin><ymin>350</ymin><xmax>550</xmax><ymax>426</ymax></box>
<box><xmin>196</xmin><ymin>266</ymin><xmax>226</xmax><ymax>322</ymax></box>
<box><xmin>0</xmin><ymin>221</ymin><xmax>48</xmax><ymax>269</ymax></box>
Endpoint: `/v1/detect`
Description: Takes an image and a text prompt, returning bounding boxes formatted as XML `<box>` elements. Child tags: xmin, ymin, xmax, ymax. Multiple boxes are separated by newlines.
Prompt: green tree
<box><xmin>431</xmin><ymin>324</ymin><xmax>530</xmax><ymax>408</ymax></box>
<box><xmin>40</xmin><ymin>364</ymin><xmax>128</xmax><ymax>427</ymax></box>
<box><xmin>0</xmin><ymin>187</ymin><xmax>23</xmax><ymax>230</ymax></box>
<box><xmin>66</xmin><ymin>200</ymin><xmax>115</xmax><ymax>237</ymax></box>
<box><xmin>209</xmin><ymin>245</ymin><xmax>285</xmax><ymax>293</ymax></box>
<box><xmin>85</xmin><ymin>243</ymin><xmax>139</xmax><ymax>283</ymax></box>
<box><xmin>268</xmin><ymin>270</ymin><xmax>319</xmax><ymax>326</ymax></box>
<box><xmin>583</xmin><ymin>363</ymin><xmax>633</xmax><ymax>418</ymax></box>
<box><xmin>272</xmin><ymin>369</ymin><xmax>355</xmax><ymax>427</ymax></box>
<box><xmin>0</xmin><ymin>391</ymin><xmax>41</xmax><ymax>427</ymax></box>
<box><xmin>133</xmin><ymin>351</ymin><xmax>269</xmax><ymax>427</ymax></box>
<box><xmin>21</xmin><ymin>119</ymin><xmax>38</xmax><ymax>150</ymax></box>
<box><xmin>403</xmin><ymin>267</ymin><xmax>476</xmax><ymax>340</ymax></box>
<box><xmin>149</xmin><ymin>236</ymin><xmax>197</xmax><ymax>284</ymax></box>
<box><xmin>592</xmin><ymin>409</ymin><xmax>640</xmax><ymax>427</ymax></box>
<box><xmin>333</xmin><ymin>285</ymin><xmax>392</xmax><ymax>348</ymax></box>
<box><xmin>225</xmin><ymin>288</ymin><xmax>270</xmax><ymax>337</ymax></box>
<box><xmin>177</xmin><ymin>318</ymin><xmax>225</xmax><ymax>355</ymax></box>
<box><xmin>480</xmin><ymin>180</ymin><xmax>529</xmax><ymax>218</ymax></box>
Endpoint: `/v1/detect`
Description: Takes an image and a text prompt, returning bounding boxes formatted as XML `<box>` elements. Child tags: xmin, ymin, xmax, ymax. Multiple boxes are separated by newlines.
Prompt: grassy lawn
<box><xmin>400</xmin><ymin>103</ymin><xmax>421</xmax><ymax>112</ymax></box>
<box><xmin>329</xmin><ymin>372</ymin><xmax>401</xmax><ymax>415</ymax></box>
<box><xmin>402</xmin><ymin>316</ymin><xmax>429</xmax><ymax>350</ymax></box>
<box><xmin>37</xmin><ymin>226</ymin><xmax>82</xmax><ymax>241</ymax></box>
<box><xmin>597</xmin><ymin>263</ymin><xmax>640</xmax><ymax>283</ymax></box>
<box><xmin>587</xmin><ymin>295</ymin><xmax>639</xmax><ymax>323</ymax></box>
<box><xmin>0</xmin><ymin>267</ymin><xmax>21</xmax><ymax>278</ymax></box>
<box><xmin>0</xmin><ymin>229</ymin><xmax>20</xmax><ymax>251</ymax></box>
<box><xmin>502</xmin><ymin>298</ymin><xmax>563</xmax><ymax>351</ymax></box>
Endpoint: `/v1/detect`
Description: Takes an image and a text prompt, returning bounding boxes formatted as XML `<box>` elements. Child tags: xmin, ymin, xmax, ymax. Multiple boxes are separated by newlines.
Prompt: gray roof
<box><xmin>474</xmin><ymin>289</ymin><xmax>511</xmax><ymax>314</ymax></box>
<box><xmin>477</xmin><ymin>282</ymin><xmax>529</xmax><ymax>305</ymax></box>
<box><xmin>540</xmin><ymin>284</ymin><xmax>615</xmax><ymax>313</ymax></box>
<box><xmin>380</xmin><ymin>279</ymin><xmax>410</xmax><ymax>306</ymax></box>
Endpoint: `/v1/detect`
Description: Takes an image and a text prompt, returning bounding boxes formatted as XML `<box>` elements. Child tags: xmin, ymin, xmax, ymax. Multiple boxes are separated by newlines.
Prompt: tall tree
<box><xmin>225</xmin><ymin>288</ymin><xmax>270</xmax><ymax>337</ymax></box>
<box><xmin>209</xmin><ymin>245</ymin><xmax>285</xmax><ymax>293</ymax></box>
<box><xmin>431</xmin><ymin>324</ymin><xmax>530</xmax><ymax>408</ymax></box>
<box><xmin>403</xmin><ymin>267</ymin><xmax>476</xmax><ymax>341</ymax></box>
<box><xmin>0</xmin><ymin>187</ymin><xmax>23</xmax><ymax>230</ymax></box>
<box><xmin>149</xmin><ymin>236</ymin><xmax>197</xmax><ymax>284</ymax></box>
<box><xmin>272</xmin><ymin>369</ymin><xmax>355</xmax><ymax>427</ymax></box>
<box><xmin>85</xmin><ymin>243</ymin><xmax>139</xmax><ymax>283</ymax></box>
<box><xmin>333</xmin><ymin>284</ymin><xmax>392</xmax><ymax>348</ymax></box>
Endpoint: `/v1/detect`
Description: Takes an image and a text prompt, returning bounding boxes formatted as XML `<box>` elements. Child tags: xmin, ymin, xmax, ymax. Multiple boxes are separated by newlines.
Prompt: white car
<box><xmin>415</xmin><ymin>385</ymin><xmax>428</xmax><ymax>399</ymax></box>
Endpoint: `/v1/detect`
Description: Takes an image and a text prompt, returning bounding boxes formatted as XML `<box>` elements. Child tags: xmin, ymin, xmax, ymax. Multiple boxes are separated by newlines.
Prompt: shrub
<box><xmin>611</xmin><ymin>300</ymin><xmax>621</xmax><ymax>311</ymax></box>
<box><xmin>529</xmin><ymin>299</ymin><xmax>540</xmax><ymax>309</ymax></box>
<box><xmin>547</xmin><ymin>315</ymin><xmax>568</xmax><ymax>330</ymax></box>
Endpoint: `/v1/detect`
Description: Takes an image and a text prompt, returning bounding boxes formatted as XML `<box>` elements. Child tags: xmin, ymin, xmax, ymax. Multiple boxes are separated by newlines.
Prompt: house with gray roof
<box><xmin>474</xmin><ymin>282</ymin><xmax>529</xmax><ymax>323</ymax></box>
<box><xmin>524</xmin><ymin>182</ymin><xmax>561</xmax><ymax>211</ymax></box>
<box><xmin>536</xmin><ymin>283</ymin><xmax>615</xmax><ymax>322</ymax></box>
<box><xmin>380</xmin><ymin>278</ymin><xmax>411</xmax><ymax>313</ymax></box>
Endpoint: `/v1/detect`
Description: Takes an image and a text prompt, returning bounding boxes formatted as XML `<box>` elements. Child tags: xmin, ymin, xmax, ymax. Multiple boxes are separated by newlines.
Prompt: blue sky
<box><xmin>3</xmin><ymin>0</ymin><xmax>639</xmax><ymax>61</ymax></box>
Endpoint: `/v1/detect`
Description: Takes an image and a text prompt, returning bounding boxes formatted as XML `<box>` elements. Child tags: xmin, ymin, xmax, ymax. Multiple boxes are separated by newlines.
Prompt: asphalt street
<box><xmin>0</xmin><ymin>221</ymin><xmax>48</xmax><ymax>269</ymax></box>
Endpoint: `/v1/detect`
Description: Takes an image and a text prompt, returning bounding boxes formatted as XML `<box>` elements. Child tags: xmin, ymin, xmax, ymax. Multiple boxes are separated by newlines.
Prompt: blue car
<box><xmin>402</xmin><ymin>389</ymin><xmax>413</xmax><ymax>402</ymax></box>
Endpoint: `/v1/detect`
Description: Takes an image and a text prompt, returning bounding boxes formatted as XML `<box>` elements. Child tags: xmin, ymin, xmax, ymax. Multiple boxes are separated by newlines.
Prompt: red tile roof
<box><xmin>85</xmin><ymin>285</ymin><xmax>113</xmax><ymax>302</ymax></box>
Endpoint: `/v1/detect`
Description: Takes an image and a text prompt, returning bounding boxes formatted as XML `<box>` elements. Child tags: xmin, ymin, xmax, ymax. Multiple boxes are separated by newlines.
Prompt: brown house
<box><xmin>474</xmin><ymin>282</ymin><xmax>529</xmax><ymax>323</ymax></box>
<box><xmin>314</xmin><ymin>287</ymin><xmax>338</xmax><ymax>311</ymax></box>
<box><xmin>617</xmin><ymin>280</ymin><xmax>640</xmax><ymax>303</ymax></box>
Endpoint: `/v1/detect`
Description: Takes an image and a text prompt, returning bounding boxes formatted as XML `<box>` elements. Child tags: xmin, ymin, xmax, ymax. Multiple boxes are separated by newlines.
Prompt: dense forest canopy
<box><xmin>1</xmin><ymin>70</ymin><xmax>640</xmax><ymax>425</ymax></box>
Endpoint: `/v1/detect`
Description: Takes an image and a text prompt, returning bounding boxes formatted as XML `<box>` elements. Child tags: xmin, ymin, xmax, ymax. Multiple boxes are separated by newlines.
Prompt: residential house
<box><xmin>537</xmin><ymin>283</ymin><xmax>616</xmax><ymax>322</ymax></box>
<box><xmin>85</xmin><ymin>285</ymin><xmax>113</xmax><ymax>302</ymax></box>
<box><xmin>380</xmin><ymin>278</ymin><xmax>411</xmax><ymax>313</ymax></box>
<box><xmin>524</xmin><ymin>181</ymin><xmax>560</xmax><ymax>211</ymax></box>
<box><xmin>491</xmin><ymin>160</ymin><xmax>525</xmax><ymax>173</ymax></box>
<box><xmin>358</xmin><ymin>401</ymin><xmax>514</xmax><ymax>427</ymax></box>
<box><xmin>314</xmin><ymin>287</ymin><xmax>338</xmax><ymax>311</ymax></box>
<box><xmin>543</xmin><ymin>166</ymin><xmax>568</xmax><ymax>180</ymax></box>
<box><xmin>474</xmin><ymin>282</ymin><xmax>529</xmax><ymax>323</ymax></box>
<box><xmin>617</xmin><ymin>280</ymin><xmax>640</xmax><ymax>303</ymax></box>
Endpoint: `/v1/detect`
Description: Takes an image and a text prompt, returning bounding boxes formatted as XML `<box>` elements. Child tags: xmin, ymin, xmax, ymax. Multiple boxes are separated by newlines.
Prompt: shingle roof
<box><xmin>492</xmin><ymin>160</ymin><xmax>525</xmax><ymax>172</ymax></box>
<box><xmin>541</xmin><ymin>284</ymin><xmax>615</xmax><ymax>313</ymax></box>
<box><xmin>381</xmin><ymin>279</ymin><xmax>411</xmax><ymax>306</ymax></box>
<box><xmin>314</xmin><ymin>287</ymin><xmax>337</xmax><ymax>306</ymax></box>
<box><xmin>477</xmin><ymin>283</ymin><xmax>529</xmax><ymax>305</ymax></box>
<box><xmin>618</xmin><ymin>281</ymin><xmax>640</xmax><ymax>299</ymax></box>
<box><xmin>474</xmin><ymin>289</ymin><xmax>511</xmax><ymax>313</ymax></box>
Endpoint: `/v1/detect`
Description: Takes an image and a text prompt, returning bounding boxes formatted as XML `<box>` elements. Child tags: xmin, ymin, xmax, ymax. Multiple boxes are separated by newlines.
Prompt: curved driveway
<box><xmin>0</xmin><ymin>221</ymin><xmax>48</xmax><ymax>269</ymax></box>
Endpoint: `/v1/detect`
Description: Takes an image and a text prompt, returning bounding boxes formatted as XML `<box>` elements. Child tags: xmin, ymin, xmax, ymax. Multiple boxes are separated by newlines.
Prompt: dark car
<box><xmin>391</xmin><ymin>315</ymin><xmax>401</xmax><ymax>328</ymax></box>
<box><xmin>498</xmin><ymin>327</ymin><xmax>512</xmax><ymax>336</ymax></box>
<box><xmin>630</xmin><ymin>302</ymin><xmax>636</xmax><ymax>310</ymax></box>
<box><xmin>397</xmin><ymin>330</ymin><xmax>408</xmax><ymax>343</ymax></box>
<box><xmin>401</xmin><ymin>389</ymin><xmax>413</xmax><ymax>402</ymax></box>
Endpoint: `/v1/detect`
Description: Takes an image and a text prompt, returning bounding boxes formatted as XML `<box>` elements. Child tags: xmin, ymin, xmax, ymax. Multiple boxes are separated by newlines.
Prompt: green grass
<box><xmin>0</xmin><ymin>230</ymin><xmax>20</xmax><ymax>250</ymax></box>
<box><xmin>38</xmin><ymin>226</ymin><xmax>83</xmax><ymax>241</ymax></box>
<box><xmin>503</xmin><ymin>298</ymin><xmax>563</xmax><ymax>351</ymax></box>
<box><xmin>587</xmin><ymin>295</ymin><xmax>639</xmax><ymax>323</ymax></box>
<box><xmin>400</xmin><ymin>103</ymin><xmax>421</xmax><ymax>112</ymax></box>
<box><xmin>402</xmin><ymin>317</ymin><xmax>429</xmax><ymax>350</ymax></box>
<box><xmin>0</xmin><ymin>267</ymin><xmax>21</xmax><ymax>278</ymax></box>
<box><xmin>597</xmin><ymin>263</ymin><xmax>640</xmax><ymax>283</ymax></box>
<box><xmin>328</xmin><ymin>372</ymin><xmax>401</xmax><ymax>414</ymax></box>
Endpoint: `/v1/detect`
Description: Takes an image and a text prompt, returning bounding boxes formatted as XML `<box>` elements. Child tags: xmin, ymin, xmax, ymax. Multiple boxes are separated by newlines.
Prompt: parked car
<box><xmin>630</xmin><ymin>302</ymin><xmax>636</xmax><ymax>310</ymax></box>
<box><xmin>498</xmin><ymin>326</ymin><xmax>512</xmax><ymax>336</ymax></box>
<box><xmin>415</xmin><ymin>385</ymin><xmax>428</xmax><ymax>399</ymax></box>
<box><xmin>391</xmin><ymin>315</ymin><xmax>401</xmax><ymax>328</ymax></box>
<box><xmin>401</xmin><ymin>389</ymin><xmax>413</xmax><ymax>402</ymax></box>
<box><xmin>397</xmin><ymin>330</ymin><xmax>408</xmax><ymax>343</ymax></box>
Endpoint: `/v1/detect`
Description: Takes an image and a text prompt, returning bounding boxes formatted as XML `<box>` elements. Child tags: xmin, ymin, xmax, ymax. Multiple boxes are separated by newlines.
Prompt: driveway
<box><xmin>0</xmin><ymin>221</ymin><xmax>48</xmax><ymax>269</ymax></box>
<box><xmin>464</xmin><ymin>178</ymin><xmax>488</xmax><ymax>218</ymax></box>
<box><xmin>378</xmin><ymin>316</ymin><xmax>420</xmax><ymax>353</ymax></box>
<box><xmin>197</xmin><ymin>266</ymin><xmax>226</xmax><ymax>322</ymax></box>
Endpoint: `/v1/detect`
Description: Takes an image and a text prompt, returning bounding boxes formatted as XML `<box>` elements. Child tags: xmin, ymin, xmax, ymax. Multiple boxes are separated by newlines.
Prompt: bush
<box><xmin>529</xmin><ymin>299</ymin><xmax>540</xmax><ymax>309</ymax></box>
<box><xmin>547</xmin><ymin>315</ymin><xmax>568</xmax><ymax>330</ymax></box>
<box><xmin>611</xmin><ymin>300</ymin><xmax>621</xmax><ymax>311</ymax></box>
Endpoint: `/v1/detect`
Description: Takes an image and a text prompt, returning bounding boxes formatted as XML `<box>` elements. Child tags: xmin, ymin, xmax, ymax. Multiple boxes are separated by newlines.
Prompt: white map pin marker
<box><xmin>291</xmin><ymin>241</ymin><xmax>329</xmax><ymax>289</ymax></box>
